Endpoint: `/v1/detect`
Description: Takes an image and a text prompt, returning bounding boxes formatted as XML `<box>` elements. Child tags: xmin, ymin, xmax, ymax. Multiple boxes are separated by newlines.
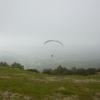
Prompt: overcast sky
<box><xmin>0</xmin><ymin>0</ymin><xmax>100</xmax><ymax>48</ymax></box>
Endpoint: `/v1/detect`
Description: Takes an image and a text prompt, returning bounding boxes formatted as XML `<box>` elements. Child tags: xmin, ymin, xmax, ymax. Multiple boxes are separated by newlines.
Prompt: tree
<box><xmin>0</xmin><ymin>61</ymin><xmax>9</xmax><ymax>67</ymax></box>
<box><xmin>42</xmin><ymin>68</ymin><xmax>52</xmax><ymax>74</ymax></box>
<box><xmin>76</xmin><ymin>68</ymin><xmax>88</xmax><ymax>76</ymax></box>
<box><xmin>87</xmin><ymin>68</ymin><xmax>96</xmax><ymax>75</ymax></box>
<box><xmin>53</xmin><ymin>65</ymin><xmax>68</xmax><ymax>75</ymax></box>
<box><xmin>53</xmin><ymin>65</ymin><xmax>62</xmax><ymax>75</ymax></box>
<box><xmin>10</xmin><ymin>62</ymin><xmax>24</xmax><ymax>70</ymax></box>
<box><xmin>70</xmin><ymin>66</ymin><xmax>77</xmax><ymax>75</ymax></box>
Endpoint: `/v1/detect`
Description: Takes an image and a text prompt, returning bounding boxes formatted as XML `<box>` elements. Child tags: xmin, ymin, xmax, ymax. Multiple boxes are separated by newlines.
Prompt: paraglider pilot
<box><xmin>51</xmin><ymin>55</ymin><xmax>53</xmax><ymax>57</ymax></box>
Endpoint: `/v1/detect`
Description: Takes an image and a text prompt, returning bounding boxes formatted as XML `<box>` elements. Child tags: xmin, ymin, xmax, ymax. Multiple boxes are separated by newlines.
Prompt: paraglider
<box><xmin>44</xmin><ymin>40</ymin><xmax>63</xmax><ymax>57</ymax></box>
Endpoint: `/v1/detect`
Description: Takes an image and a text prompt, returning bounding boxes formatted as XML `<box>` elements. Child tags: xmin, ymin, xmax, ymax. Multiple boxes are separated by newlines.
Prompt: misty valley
<box><xmin>0</xmin><ymin>45</ymin><xmax>100</xmax><ymax>71</ymax></box>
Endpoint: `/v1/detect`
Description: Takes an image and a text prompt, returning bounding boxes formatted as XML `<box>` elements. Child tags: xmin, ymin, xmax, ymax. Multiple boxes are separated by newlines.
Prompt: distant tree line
<box><xmin>0</xmin><ymin>61</ymin><xmax>24</xmax><ymax>70</ymax></box>
<box><xmin>42</xmin><ymin>65</ymin><xmax>100</xmax><ymax>76</ymax></box>
<box><xmin>0</xmin><ymin>61</ymin><xmax>39</xmax><ymax>73</ymax></box>
<box><xmin>0</xmin><ymin>61</ymin><xmax>40</xmax><ymax>73</ymax></box>
<box><xmin>0</xmin><ymin>61</ymin><xmax>100</xmax><ymax>75</ymax></box>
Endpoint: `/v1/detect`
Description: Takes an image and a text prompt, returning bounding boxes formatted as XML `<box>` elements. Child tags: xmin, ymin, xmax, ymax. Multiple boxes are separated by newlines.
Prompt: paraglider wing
<box><xmin>44</xmin><ymin>40</ymin><xmax>63</xmax><ymax>46</ymax></box>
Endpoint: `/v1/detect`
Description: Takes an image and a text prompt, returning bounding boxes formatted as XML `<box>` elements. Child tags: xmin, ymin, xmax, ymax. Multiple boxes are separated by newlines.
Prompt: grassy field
<box><xmin>0</xmin><ymin>67</ymin><xmax>100</xmax><ymax>100</ymax></box>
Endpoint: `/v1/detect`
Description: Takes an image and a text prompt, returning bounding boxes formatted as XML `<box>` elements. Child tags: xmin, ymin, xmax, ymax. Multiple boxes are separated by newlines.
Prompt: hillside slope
<box><xmin>0</xmin><ymin>67</ymin><xmax>100</xmax><ymax>100</ymax></box>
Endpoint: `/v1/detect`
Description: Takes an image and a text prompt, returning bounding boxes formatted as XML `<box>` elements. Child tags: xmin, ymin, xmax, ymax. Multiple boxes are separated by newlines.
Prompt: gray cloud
<box><xmin>0</xmin><ymin>0</ymin><xmax>100</xmax><ymax>47</ymax></box>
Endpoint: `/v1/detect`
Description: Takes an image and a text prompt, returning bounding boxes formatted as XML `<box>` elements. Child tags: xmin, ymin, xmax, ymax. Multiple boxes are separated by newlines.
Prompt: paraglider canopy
<box><xmin>44</xmin><ymin>40</ymin><xmax>63</xmax><ymax>46</ymax></box>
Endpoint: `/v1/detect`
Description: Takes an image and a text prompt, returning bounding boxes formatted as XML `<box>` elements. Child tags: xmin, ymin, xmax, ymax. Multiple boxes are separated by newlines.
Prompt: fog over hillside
<box><xmin>0</xmin><ymin>44</ymin><xmax>100</xmax><ymax>71</ymax></box>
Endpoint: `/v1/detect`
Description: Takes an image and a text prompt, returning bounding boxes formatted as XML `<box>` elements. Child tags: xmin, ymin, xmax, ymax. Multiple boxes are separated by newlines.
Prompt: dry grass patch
<box><xmin>0</xmin><ymin>91</ymin><xmax>33</xmax><ymax>100</ymax></box>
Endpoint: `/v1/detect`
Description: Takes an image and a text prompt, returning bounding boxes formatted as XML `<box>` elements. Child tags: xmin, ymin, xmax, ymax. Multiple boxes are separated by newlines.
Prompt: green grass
<box><xmin>0</xmin><ymin>66</ymin><xmax>100</xmax><ymax>100</ymax></box>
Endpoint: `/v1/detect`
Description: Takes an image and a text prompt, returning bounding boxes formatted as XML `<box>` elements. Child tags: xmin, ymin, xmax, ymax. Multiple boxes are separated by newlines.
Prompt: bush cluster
<box><xmin>42</xmin><ymin>65</ymin><xmax>100</xmax><ymax>76</ymax></box>
<box><xmin>0</xmin><ymin>61</ymin><xmax>24</xmax><ymax>70</ymax></box>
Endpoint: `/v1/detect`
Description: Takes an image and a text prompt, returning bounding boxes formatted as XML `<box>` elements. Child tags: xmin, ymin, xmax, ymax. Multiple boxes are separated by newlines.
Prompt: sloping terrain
<box><xmin>0</xmin><ymin>67</ymin><xmax>100</xmax><ymax>100</ymax></box>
